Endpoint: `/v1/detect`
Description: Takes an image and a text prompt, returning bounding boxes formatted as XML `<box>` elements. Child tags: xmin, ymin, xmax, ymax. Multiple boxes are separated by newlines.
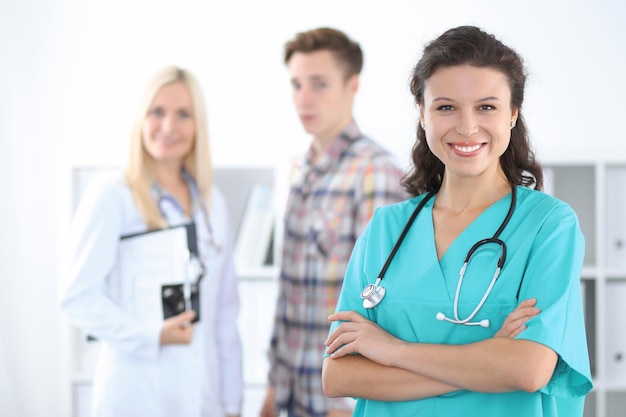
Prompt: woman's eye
<box><xmin>149</xmin><ymin>108</ymin><xmax>164</xmax><ymax>118</ymax></box>
<box><xmin>178</xmin><ymin>110</ymin><xmax>191</xmax><ymax>120</ymax></box>
<box><xmin>437</xmin><ymin>105</ymin><xmax>454</xmax><ymax>111</ymax></box>
<box><xmin>313</xmin><ymin>82</ymin><xmax>326</xmax><ymax>91</ymax></box>
<box><xmin>291</xmin><ymin>81</ymin><xmax>301</xmax><ymax>91</ymax></box>
<box><xmin>479</xmin><ymin>104</ymin><xmax>496</xmax><ymax>111</ymax></box>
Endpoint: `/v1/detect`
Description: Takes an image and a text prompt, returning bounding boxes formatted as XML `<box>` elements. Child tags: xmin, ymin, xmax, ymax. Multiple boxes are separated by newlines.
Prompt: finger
<box><xmin>511</xmin><ymin>299</ymin><xmax>537</xmax><ymax>314</ymax></box>
<box><xmin>495</xmin><ymin>299</ymin><xmax>539</xmax><ymax>338</ymax></box>
<box><xmin>168</xmin><ymin>309</ymin><xmax>196</xmax><ymax>322</ymax></box>
<box><xmin>328</xmin><ymin>310</ymin><xmax>368</xmax><ymax>323</ymax></box>
<box><xmin>325</xmin><ymin>328</ymin><xmax>342</xmax><ymax>347</ymax></box>
<box><xmin>325</xmin><ymin>321</ymin><xmax>360</xmax><ymax>346</ymax></box>
<box><xmin>498</xmin><ymin>308</ymin><xmax>538</xmax><ymax>338</ymax></box>
<box><xmin>328</xmin><ymin>341</ymin><xmax>356</xmax><ymax>359</ymax></box>
<box><xmin>325</xmin><ymin>329</ymin><xmax>358</xmax><ymax>354</ymax></box>
<box><xmin>511</xmin><ymin>324</ymin><xmax>527</xmax><ymax>338</ymax></box>
<box><xmin>496</xmin><ymin>318</ymin><xmax>522</xmax><ymax>338</ymax></box>
<box><xmin>505</xmin><ymin>306</ymin><xmax>540</xmax><ymax>325</ymax></box>
<box><xmin>176</xmin><ymin>310</ymin><xmax>197</xmax><ymax>327</ymax></box>
<box><xmin>325</xmin><ymin>335</ymin><xmax>344</xmax><ymax>354</ymax></box>
<box><xmin>514</xmin><ymin>306</ymin><xmax>541</xmax><ymax>322</ymax></box>
<box><xmin>502</xmin><ymin>316</ymin><xmax>530</xmax><ymax>334</ymax></box>
<box><xmin>520</xmin><ymin>298</ymin><xmax>537</xmax><ymax>307</ymax></box>
<box><xmin>507</xmin><ymin>310</ymin><xmax>537</xmax><ymax>327</ymax></box>
<box><xmin>509</xmin><ymin>301</ymin><xmax>538</xmax><ymax>318</ymax></box>
<box><xmin>182</xmin><ymin>310</ymin><xmax>197</xmax><ymax>320</ymax></box>
<box><xmin>509</xmin><ymin>299</ymin><xmax>537</xmax><ymax>316</ymax></box>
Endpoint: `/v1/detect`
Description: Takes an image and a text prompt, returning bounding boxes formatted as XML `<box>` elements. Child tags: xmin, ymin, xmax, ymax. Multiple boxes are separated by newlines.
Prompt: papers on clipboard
<box><xmin>112</xmin><ymin>223</ymin><xmax>204</xmax><ymax>325</ymax></box>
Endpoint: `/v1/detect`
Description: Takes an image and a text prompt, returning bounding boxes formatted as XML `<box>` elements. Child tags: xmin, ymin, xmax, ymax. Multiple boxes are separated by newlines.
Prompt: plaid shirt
<box><xmin>268</xmin><ymin>122</ymin><xmax>406</xmax><ymax>417</ymax></box>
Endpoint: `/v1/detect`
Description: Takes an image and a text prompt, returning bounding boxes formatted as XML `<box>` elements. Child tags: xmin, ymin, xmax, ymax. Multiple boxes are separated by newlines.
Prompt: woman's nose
<box><xmin>160</xmin><ymin>114</ymin><xmax>175</xmax><ymax>133</ymax></box>
<box><xmin>456</xmin><ymin>112</ymin><xmax>479</xmax><ymax>137</ymax></box>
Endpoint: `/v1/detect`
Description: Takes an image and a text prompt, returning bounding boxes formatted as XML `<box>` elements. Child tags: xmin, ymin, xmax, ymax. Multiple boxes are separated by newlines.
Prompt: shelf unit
<box><xmin>544</xmin><ymin>161</ymin><xmax>626</xmax><ymax>417</ymax></box>
<box><xmin>214</xmin><ymin>166</ymin><xmax>279</xmax><ymax>417</ymax></box>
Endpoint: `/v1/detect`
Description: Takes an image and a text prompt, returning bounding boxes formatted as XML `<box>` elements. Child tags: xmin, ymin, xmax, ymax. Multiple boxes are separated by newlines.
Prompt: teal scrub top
<box><xmin>329</xmin><ymin>186</ymin><xmax>593</xmax><ymax>417</ymax></box>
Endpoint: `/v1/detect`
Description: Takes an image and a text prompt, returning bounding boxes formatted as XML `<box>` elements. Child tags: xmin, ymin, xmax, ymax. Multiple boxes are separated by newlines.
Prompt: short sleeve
<box><xmin>515</xmin><ymin>203</ymin><xmax>593</xmax><ymax>397</ymax></box>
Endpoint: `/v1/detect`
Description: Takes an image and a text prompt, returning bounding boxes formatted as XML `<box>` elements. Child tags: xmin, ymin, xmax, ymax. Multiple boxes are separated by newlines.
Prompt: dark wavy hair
<box><xmin>403</xmin><ymin>25</ymin><xmax>543</xmax><ymax>196</ymax></box>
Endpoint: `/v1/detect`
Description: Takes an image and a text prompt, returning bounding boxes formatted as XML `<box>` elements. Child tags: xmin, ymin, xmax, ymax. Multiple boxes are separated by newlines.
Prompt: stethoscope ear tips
<box><xmin>436</xmin><ymin>312</ymin><xmax>445</xmax><ymax>321</ymax></box>
<box><xmin>479</xmin><ymin>319</ymin><xmax>490</xmax><ymax>328</ymax></box>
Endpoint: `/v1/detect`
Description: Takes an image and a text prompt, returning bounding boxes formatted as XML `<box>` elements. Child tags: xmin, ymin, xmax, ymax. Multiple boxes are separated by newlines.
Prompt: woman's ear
<box><xmin>511</xmin><ymin>107</ymin><xmax>519</xmax><ymax>127</ymax></box>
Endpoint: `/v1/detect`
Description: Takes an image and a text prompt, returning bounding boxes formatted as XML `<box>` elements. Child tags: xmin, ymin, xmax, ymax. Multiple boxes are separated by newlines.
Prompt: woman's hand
<box><xmin>325</xmin><ymin>310</ymin><xmax>403</xmax><ymax>366</ymax></box>
<box><xmin>494</xmin><ymin>298</ymin><xmax>540</xmax><ymax>339</ymax></box>
<box><xmin>159</xmin><ymin>310</ymin><xmax>196</xmax><ymax>345</ymax></box>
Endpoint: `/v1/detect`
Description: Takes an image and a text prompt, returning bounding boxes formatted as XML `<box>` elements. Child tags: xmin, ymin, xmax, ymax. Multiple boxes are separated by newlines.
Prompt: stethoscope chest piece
<box><xmin>361</xmin><ymin>278</ymin><xmax>386</xmax><ymax>308</ymax></box>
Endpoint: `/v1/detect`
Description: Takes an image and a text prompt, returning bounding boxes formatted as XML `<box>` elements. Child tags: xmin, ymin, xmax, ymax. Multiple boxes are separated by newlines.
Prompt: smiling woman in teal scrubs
<box><xmin>322</xmin><ymin>26</ymin><xmax>592</xmax><ymax>417</ymax></box>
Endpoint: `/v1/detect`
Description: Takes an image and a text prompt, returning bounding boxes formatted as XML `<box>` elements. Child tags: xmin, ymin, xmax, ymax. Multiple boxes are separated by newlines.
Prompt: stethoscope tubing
<box><xmin>375</xmin><ymin>191</ymin><xmax>436</xmax><ymax>280</ymax></box>
<box><xmin>158</xmin><ymin>193</ymin><xmax>223</xmax><ymax>254</ymax></box>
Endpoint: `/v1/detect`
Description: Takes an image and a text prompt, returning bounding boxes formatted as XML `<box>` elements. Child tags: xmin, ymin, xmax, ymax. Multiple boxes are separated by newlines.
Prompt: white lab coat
<box><xmin>60</xmin><ymin>173</ymin><xmax>243</xmax><ymax>417</ymax></box>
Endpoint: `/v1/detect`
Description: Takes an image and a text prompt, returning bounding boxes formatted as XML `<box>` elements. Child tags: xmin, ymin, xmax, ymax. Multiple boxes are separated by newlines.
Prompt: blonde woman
<box><xmin>60</xmin><ymin>66</ymin><xmax>243</xmax><ymax>417</ymax></box>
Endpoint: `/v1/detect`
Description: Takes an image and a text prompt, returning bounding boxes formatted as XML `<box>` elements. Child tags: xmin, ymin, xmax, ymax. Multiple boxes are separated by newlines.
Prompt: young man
<box><xmin>260</xmin><ymin>27</ymin><xmax>406</xmax><ymax>417</ymax></box>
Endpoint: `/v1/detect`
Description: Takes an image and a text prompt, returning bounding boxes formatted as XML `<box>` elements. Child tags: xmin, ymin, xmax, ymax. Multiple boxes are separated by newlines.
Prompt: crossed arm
<box><xmin>322</xmin><ymin>298</ymin><xmax>557</xmax><ymax>401</ymax></box>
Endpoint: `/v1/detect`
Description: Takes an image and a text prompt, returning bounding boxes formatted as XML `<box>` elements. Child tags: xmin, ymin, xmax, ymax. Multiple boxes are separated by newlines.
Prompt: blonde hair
<box><xmin>125</xmin><ymin>66</ymin><xmax>213</xmax><ymax>230</ymax></box>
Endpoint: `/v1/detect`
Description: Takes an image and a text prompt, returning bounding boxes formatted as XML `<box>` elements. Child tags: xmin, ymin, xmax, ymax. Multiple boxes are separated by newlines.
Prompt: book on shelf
<box><xmin>234</xmin><ymin>183</ymin><xmax>274</xmax><ymax>269</ymax></box>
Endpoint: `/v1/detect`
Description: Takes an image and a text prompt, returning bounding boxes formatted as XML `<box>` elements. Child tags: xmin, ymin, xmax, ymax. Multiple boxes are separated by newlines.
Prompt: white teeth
<box><xmin>454</xmin><ymin>144</ymin><xmax>481</xmax><ymax>153</ymax></box>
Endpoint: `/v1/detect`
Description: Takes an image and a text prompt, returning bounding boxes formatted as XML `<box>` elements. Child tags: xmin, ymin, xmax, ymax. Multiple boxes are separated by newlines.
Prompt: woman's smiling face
<box><xmin>142</xmin><ymin>81</ymin><xmax>196</xmax><ymax>167</ymax></box>
<box><xmin>420</xmin><ymin>65</ymin><xmax>518</xmax><ymax>182</ymax></box>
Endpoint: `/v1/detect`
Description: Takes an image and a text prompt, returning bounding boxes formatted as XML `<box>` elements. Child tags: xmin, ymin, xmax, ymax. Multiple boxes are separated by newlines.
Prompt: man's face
<box><xmin>287</xmin><ymin>50</ymin><xmax>358</xmax><ymax>143</ymax></box>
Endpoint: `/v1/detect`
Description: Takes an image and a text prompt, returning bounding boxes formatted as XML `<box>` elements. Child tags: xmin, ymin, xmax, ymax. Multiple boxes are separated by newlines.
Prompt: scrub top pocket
<box><xmin>375</xmin><ymin>294</ymin><xmax>518</xmax><ymax>345</ymax></box>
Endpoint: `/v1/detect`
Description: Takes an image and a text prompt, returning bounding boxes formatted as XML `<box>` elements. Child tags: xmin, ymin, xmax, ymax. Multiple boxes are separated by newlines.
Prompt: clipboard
<box><xmin>114</xmin><ymin>222</ymin><xmax>204</xmax><ymax>324</ymax></box>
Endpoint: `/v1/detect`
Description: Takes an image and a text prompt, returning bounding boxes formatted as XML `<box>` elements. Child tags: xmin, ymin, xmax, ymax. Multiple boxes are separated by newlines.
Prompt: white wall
<box><xmin>1</xmin><ymin>0</ymin><xmax>625</xmax><ymax>415</ymax></box>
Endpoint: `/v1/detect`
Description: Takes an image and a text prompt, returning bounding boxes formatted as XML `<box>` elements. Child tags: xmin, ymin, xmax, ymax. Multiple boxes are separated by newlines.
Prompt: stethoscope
<box><xmin>158</xmin><ymin>192</ymin><xmax>222</xmax><ymax>312</ymax></box>
<box><xmin>361</xmin><ymin>186</ymin><xmax>517</xmax><ymax>328</ymax></box>
<box><xmin>158</xmin><ymin>193</ymin><xmax>223</xmax><ymax>256</ymax></box>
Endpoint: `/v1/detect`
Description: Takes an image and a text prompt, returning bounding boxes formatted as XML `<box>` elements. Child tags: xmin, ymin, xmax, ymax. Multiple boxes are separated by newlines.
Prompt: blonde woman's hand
<box><xmin>494</xmin><ymin>298</ymin><xmax>540</xmax><ymax>339</ymax></box>
<box><xmin>159</xmin><ymin>310</ymin><xmax>196</xmax><ymax>345</ymax></box>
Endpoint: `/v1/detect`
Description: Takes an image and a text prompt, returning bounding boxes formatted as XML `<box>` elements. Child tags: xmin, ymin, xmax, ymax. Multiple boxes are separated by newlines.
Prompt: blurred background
<box><xmin>1</xmin><ymin>0</ymin><xmax>625</xmax><ymax>416</ymax></box>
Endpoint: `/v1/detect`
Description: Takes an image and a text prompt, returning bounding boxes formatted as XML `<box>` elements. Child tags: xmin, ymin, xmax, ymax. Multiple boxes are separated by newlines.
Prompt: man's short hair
<box><xmin>284</xmin><ymin>27</ymin><xmax>363</xmax><ymax>79</ymax></box>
